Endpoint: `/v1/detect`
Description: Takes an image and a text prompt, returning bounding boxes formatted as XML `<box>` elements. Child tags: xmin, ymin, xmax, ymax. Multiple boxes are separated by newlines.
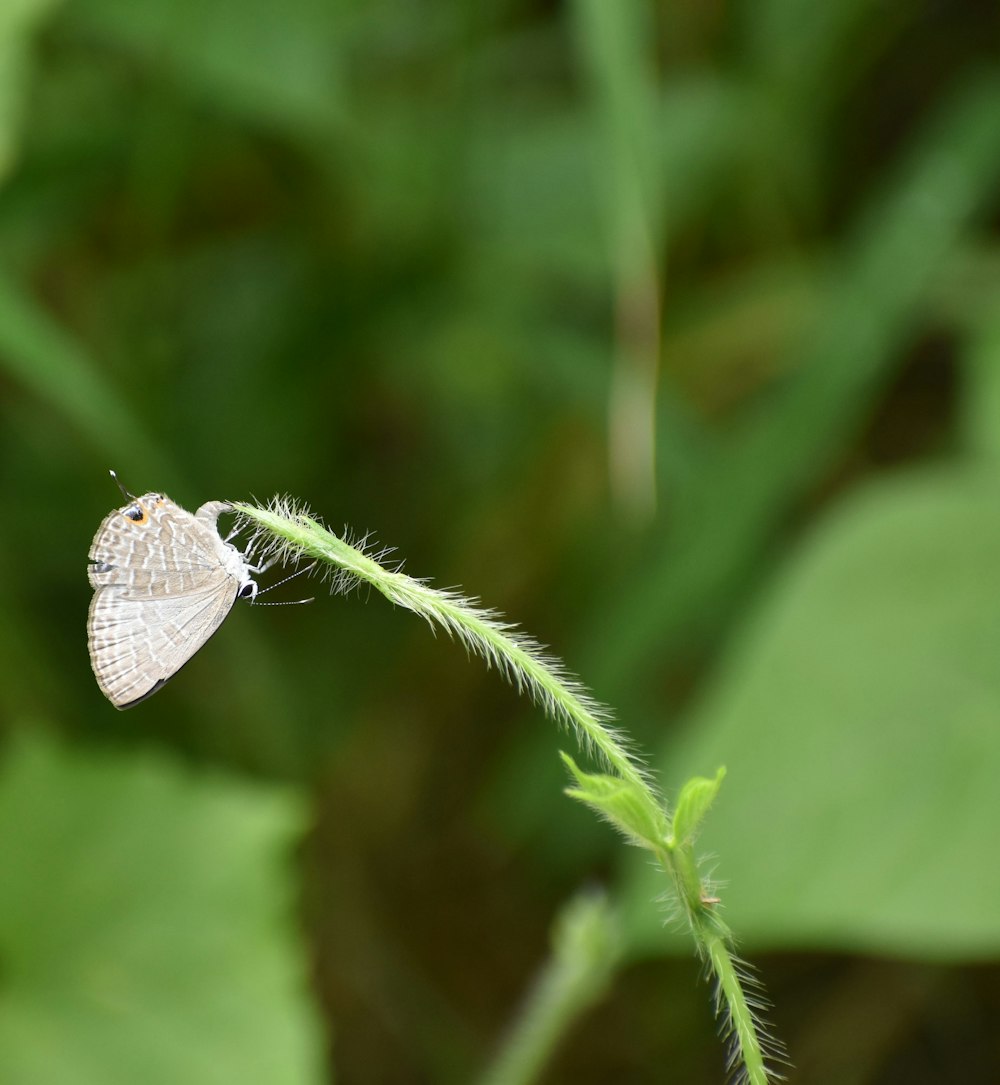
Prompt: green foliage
<box><xmin>0</xmin><ymin>0</ymin><xmax>60</xmax><ymax>181</ymax></box>
<box><xmin>237</xmin><ymin>495</ymin><xmax>778</xmax><ymax>1083</ymax></box>
<box><xmin>0</xmin><ymin>275</ymin><xmax>169</xmax><ymax>472</ymax></box>
<box><xmin>0</xmin><ymin>730</ymin><xmax>323</xmax><ymax>1085</ymax></box>
<box><xmin>477</xmin><ymin>890</ymin><xmax>621</xmax><ymax>1085</ymax></box>
<box><xmin>2</xmin><ymin>0</ymin><xmax>1000</xmax><ymax>1079</ymax></box>
<box><xmin>625</xmin><ymin>465</ymin><xmax>1000</xmax><ymax>960</ymax></box>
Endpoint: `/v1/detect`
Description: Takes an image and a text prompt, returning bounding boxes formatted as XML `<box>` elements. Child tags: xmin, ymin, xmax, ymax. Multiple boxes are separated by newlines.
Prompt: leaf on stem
<box><xmin>669</xmin><ymin>766</ymin><xmax>726</xmax><ymax>849</ymax></box>
<box><xmin>561</xmin><ymin>752</ymin><xmax>667</xmax><ymax>851</ymax></box>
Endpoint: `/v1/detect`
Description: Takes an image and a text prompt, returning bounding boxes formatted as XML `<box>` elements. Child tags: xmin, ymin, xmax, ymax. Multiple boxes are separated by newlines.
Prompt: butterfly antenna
<box><xmin>108</xmin><ymin>468</ymin><xmax>136</xmax><ymax>501</ymax></box>
<box><xmin>252</xmin><ymin>561</ymin><xmax>317</xmax><ymax>606</ymax></box>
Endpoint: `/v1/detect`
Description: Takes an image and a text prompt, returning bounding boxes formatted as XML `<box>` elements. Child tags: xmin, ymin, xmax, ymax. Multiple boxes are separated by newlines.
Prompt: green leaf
<box><xmin>623</xmin><ymin>467</ymin><xmax>1000</xmax><ymax>961</ymax></box>
<box><xmin>670</xmin><ymin>767</ymin><xmax>725</xmax><ymax>848</ymax></box>
<box><xmin>561</xmin><ymin>752</ymin><xmax>666</xmax><ymax>851</ymax></box>
<box><xmin>0</xmin><ymin>730</ymin><xmax>325</xmax><ymax>1085</ymax></box>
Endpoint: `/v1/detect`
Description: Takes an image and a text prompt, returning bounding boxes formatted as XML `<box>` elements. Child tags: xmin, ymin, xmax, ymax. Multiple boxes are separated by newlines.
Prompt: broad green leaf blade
<box><xmin>0</xmin><ymin>730</ymin><xmax>325</xmax><ymax>1085</ymax></box>
<box><xmin>623</xmin><ymin>468</ymin><xmax>1000</xmax><ymax>961</ymax></box>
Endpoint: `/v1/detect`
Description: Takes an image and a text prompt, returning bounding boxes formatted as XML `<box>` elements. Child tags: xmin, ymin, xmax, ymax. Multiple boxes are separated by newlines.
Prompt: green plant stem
<box><xmin>236</xmin><ymin>501</ymin><xmax>646</xmax><ymax>792</ymax></box>
<box><xmin>706</xmin><ymin>933</ymin><xmax>770</xmax><ymax>1085</ymax></box>
<box><xmin>233</xmin><ymin>498</ymin><xmax>782</xmax><ymax>1084</ymax></box>
<box><xmin>653</xmin><ymin>838</ymin><xmax>771</xmax><ymax>1085</ymax></box>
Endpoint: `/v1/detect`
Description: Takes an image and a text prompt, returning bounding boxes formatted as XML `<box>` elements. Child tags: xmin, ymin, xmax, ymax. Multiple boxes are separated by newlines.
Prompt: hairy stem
<box><xmin>235</xmin><ymin>499</ymin><xmax>647</xmax><ymax>793</ymax></box>
<box><xmin>232</xmin><ymin>497</ymin><xmax>784</xmax><ymax>1084</ymax></box>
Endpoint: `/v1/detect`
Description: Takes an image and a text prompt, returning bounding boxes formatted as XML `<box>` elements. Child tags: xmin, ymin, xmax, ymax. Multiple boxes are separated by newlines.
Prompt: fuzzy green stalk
<box><xmin>659</xmin><ymin>840</ymin><xmax>772</xmax><ymax>1085</ymax></box>
<box><xmin>232</xmin><ymin>497</ymin><xmax>783</xmax><ymax>1084</ymax></box>
<box><xmin>234</xmin><ymin>499</ymin><xmax>645</xmax><ymax>793</ymax></box>
<box><xmin>706</xmin><ymin>933</ymin><xmax>771</xmax><ymax>1085</ymax></box>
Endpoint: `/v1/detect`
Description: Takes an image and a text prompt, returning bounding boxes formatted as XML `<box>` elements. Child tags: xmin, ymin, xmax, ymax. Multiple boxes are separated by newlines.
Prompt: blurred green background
<box><xmin>3</xmin><ymin>1</ymin><xmax>1000</xmax><ymax>1082</ymax></box>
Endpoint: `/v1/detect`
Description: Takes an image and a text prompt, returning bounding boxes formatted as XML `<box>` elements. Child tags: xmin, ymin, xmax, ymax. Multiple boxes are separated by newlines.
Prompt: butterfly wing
<box><xmin>87</xmin><ymin>495</ymin><xmax>241</xmax><ymax>708</ymax></box>
<box><xmin>88</xmin><ymin>579</ymin><xmax>239</xmax><ymax>707</ymax></box>
<box><xmin>88</xmin><ymin>494</ymin><xmax>234</xmax><ymax>586</ymax></box>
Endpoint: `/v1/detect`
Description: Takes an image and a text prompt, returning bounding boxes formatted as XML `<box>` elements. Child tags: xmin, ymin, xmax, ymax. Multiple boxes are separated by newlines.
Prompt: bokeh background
<box><xmin>2</xmin><ymin>2</ymin><xmax>1000</xmax><ymax>1082</ymax></box>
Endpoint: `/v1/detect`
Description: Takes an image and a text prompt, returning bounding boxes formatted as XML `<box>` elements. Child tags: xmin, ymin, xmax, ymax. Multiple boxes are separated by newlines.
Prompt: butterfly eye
<box><xmin>123</xmin><ymin>503</ymin><xmax>147</xmax><ymax>524</ymax></box>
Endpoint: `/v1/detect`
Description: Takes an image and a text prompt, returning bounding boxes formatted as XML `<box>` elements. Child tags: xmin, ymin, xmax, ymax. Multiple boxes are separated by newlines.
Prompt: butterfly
<box><xmin>87</xmin><ymin>473</ymin><xmax>259</xmax><ymax>709</ymax></box>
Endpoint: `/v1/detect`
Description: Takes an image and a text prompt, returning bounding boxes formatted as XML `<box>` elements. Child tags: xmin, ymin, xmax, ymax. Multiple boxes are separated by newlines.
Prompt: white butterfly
<box><xmin>87</xmin><ymin>474</ymin><xmax>258</xmax><ymax>709</ymax></box>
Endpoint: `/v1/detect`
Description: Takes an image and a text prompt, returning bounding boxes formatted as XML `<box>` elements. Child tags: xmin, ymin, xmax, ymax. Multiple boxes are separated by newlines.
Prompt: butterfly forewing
<box><xmin>89</xmin><ymin>495</ymin><xmax>232</xmax><ymax>589</ymax></box>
